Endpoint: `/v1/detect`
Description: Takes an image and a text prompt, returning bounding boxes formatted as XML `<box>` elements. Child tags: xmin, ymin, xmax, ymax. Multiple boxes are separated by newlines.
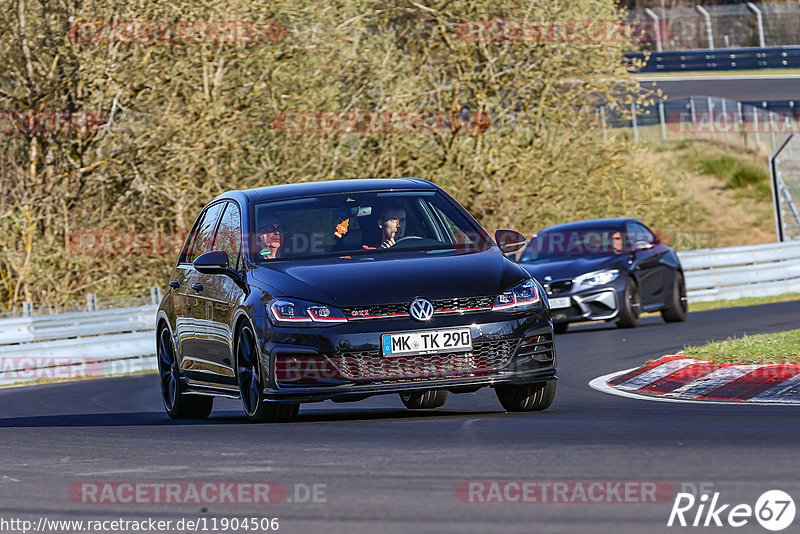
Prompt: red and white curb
<box><xmin>589</xmin><ymin>353</ymin><xmax>800</xmax><ymax>405</ymax></box>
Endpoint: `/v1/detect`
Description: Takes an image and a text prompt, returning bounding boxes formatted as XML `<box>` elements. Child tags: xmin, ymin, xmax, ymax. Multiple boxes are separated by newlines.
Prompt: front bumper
<box><xmin>259</xmin><ymin>309</ymin><xmax>556</xmax><ymax>403</ymax></box>
<box><xmin>547</xmin><ymin>283</ymin><xmax>624</xmax><ymax>325</ymax></box>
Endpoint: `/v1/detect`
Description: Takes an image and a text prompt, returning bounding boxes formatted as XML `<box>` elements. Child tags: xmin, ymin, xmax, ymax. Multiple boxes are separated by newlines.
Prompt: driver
<box><xmin>376</xmin><ymin>205</ymin><xmax>407</xmax><ymax>248</ymax></box>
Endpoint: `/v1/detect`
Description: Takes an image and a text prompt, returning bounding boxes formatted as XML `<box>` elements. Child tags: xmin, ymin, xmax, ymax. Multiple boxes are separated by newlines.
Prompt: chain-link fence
<box><xmin>603</xmin><ymin>96</ymin><xmax>800</xmax><ymax>152</ymax></box>
<box><xmin>629</xmin><ymin>2</ymin><xmax>800</xmax><ymax>51</ymax></box>
<box><xmin>771</xmin><ymin>134</ymin><xmax>800</xmax><ymax>241</ymax></box>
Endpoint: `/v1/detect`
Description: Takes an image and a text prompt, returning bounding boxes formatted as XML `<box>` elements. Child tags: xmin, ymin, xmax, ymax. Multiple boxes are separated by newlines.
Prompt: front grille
<box><xmin>342</xmin><ymin>296</ymin><xmax>493</xmax><ymax>320</ymax></box>
<box><xmin>330</xmin><ymin>339</ymin><xmax>517</xmax><ymax>380</ymax></box>
<box><xmin>546</xmin><ymin>280</ymin><xmax>573</xmax><ymax>295</ymax></box>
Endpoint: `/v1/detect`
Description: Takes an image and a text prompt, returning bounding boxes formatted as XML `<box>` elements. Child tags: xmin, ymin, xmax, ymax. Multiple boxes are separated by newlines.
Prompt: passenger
<box><xmin>257</xmin><ymin>216</ymin><xmax>284</xmax><ymax>259</ymax></box>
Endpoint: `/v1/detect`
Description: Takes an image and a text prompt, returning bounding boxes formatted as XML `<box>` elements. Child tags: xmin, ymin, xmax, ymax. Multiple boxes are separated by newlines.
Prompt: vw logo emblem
<box><xmin>409</xmin><ymin>298</ymin><xmax>434</xmax><ymax>321</ymax></box>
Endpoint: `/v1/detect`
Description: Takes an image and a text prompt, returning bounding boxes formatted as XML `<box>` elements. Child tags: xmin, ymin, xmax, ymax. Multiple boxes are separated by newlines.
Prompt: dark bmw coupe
<box><xmin>156</xmin><ymin>179</ymin><xmax>557</xmax><ymax>422</ymax></box>
<box><xmin>517</xmin><ymin>218</ymin><xmax>687</xmax><ymax>333</ymax></box>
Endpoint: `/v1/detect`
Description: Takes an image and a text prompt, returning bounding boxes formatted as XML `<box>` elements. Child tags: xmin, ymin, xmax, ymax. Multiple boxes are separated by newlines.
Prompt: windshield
<box><xmin>249</xmin><ymin>190</ymin><xmax>490</xmax><ymax>262</ymax></box>
<box><xmin>519</xmin><ymin>228</ymin><xmax>625</xmax><ymax>262</ymax></box>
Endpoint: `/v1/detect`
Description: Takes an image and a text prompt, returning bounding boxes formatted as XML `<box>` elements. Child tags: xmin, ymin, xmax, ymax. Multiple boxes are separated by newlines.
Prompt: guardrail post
<box><xmin>150</xmin><ymin>286</ymin><xmax>162</xmax><ymax>306</ymax></box>
<box><xmin>87</xmin><ymin>293</ymin><xmax>97</xmax><ymax>312</ymax></box>
<box><xmin>658</xmin><ymin>100</ymin><xmax>667</xmax><ymax>141</ymax></box>
<box><xmin>644</xmin><ymin>8</ymin><xmax>663</xmax><ymax>53</ymax></box>
<box><xmin>22</xmin><ymin>301</ymin><xmax>33</xmax><ymax>317</ymax></box>
<box><xmin>746</xmin><ymin>2</ymin><xmax>766</xmax><ymax>48</ymax></box>
<box><xmin>631</xmin><ymin>103</ymin><xmax>638</xmax><ymax>144</ymax></box>
<box><xmin>696</xmin><ymin>6</ymin><xmax>715</xmax><ymax>50</ymax></box>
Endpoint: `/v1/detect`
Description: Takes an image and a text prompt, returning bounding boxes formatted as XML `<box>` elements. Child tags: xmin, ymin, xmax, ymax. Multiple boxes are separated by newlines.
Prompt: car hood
<box><xmin>249</xmin><ymin>249</ymin><xmax>528</xmax><ymax>306</ymax></box>
<box><xmin>519</xmin><ymin>255</ymin><xmax>626</xmax><ymax>282</ymax></box>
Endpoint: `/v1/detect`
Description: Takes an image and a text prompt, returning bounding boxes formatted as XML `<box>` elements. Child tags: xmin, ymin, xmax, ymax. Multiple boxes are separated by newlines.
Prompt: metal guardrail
<box><xmin>626</xmin><ymin>45</ymin><xmax>800</xmax><ymax>72</ymax></box>
<box><xmin>0</xmin><ymin>306</ymin><xmax>158</xmax><ymax>386</ymax></box>
<box><xmin>678</xmin><ymin>241</ymin><xmax>800</xmax><ymax>301</ymax></box>
<box><xmin>2</xmin><ymin>241</ymin><xmax>800</xmax><ymax>384</ymax></box>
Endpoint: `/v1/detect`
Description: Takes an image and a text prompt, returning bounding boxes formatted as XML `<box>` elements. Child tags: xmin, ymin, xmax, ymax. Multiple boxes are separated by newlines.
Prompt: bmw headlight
<box><xmin>492</xmin><ymin>279</ymin><xmax>542</xmax><ymax>312</ymax></box>
<box><xmin>267</xmin><ymin>298</ymin><xmax>348</xmax><ymax>327</ymax></box>
<box><xmin>573</xmin><ymin>269</ymin><xmax>619</xmax><ymax>290</ymax></box>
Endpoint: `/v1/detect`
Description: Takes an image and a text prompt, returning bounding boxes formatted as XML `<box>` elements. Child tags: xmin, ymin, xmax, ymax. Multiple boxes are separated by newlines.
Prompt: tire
<box><xmin>495</xmin><ymin>381</ymin><xmax>557</xmax><ymax>412</ymax></box>
<box><xmin>661</xmin><ymin>272</ymin><xmax>688</xmax><ymax>323</ymax></box>
<box><xmin>236</xmin><ymin>324</ymin><xmax>298</xmax><ymax>423</ymax></box>
<box><xmin>157</xmin><ymin>326</ymin><xmax>213</xmax><ymax>419</ymax></box>
<box><xmin>553</xmin><ymin>323</ymin><xmax>568</xmax><ymax>335</ymax></box>
<box><xmin>616</xmin><ymin>278</ymin><xmax>641</xmax><ymax>329</ymax></box>
<box><xmin>400</xmin><ymin>390</ymin><xmax>448</xmax><ymax>409</ymax></box>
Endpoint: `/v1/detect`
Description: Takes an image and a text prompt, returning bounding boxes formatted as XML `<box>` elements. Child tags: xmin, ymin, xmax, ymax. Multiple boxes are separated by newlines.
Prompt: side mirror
<box><xmin>495</xmin><ymin>229</ymin><xmax>527</xmax><ymax>254</ymax></box>
<box><xmin>633</xmin><ymin>241</ymin><xmax>654</xmax><ymax>252</ymax></box>
<box><xmin>193</xmin><ymin>250</ymin><xmax>230</xmax><ymax>274</ymax></box>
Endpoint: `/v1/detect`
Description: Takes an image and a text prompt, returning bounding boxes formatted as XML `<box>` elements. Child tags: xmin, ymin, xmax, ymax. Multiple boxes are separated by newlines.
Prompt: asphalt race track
<box><xmin>638</xmin><ymin>74</ymin><xmax>800</xmax><ymax>101</ymax></box>
<box><xmin>1</xmin><ymin>301</ymin><xmax>800</xmax><ymax>533</ymax></box>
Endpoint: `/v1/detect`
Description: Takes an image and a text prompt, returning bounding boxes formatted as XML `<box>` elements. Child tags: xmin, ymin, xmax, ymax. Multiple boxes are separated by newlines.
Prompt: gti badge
<box><xmin>409</xmin><ymin>298</ymin><xmax>434</xmax><ymax>321</ymax></box>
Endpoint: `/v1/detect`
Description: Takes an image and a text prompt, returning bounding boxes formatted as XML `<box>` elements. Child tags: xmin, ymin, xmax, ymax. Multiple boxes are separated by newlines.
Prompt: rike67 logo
<box><xmin>668</xmin><ymin>489</ymin><xmax>796</xmax><ymax>531</ymax></box>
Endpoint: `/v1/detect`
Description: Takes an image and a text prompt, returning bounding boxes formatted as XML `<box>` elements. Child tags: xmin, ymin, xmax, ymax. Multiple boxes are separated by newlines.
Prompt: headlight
<box><xmin>492</xmin><ymin>279</ymin><xmax>541</xmax><ymax>312</ymax></box>
<box><xmin>267</xmin><ymin>298</ymin><xmax>348</xmax><ymax>327</ymax></box>
<box><xmin>573</xmin><ymin>269</ymin><xmax>619</xmax><ymax>290</ymax></box>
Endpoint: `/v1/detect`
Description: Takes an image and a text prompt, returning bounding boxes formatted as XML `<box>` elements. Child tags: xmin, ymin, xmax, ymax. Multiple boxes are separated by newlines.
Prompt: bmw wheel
<box><xmin>661</xmin><ymin>272</ymin><xmax>688</xmax><ymax>323</ymax></box>
<box><xmin>157</xmin><ymin>326</ymin><xmax>213</xmax><ymax>419</ymax></box>
<box><xmin>616</xmin><ymin>278</ymin><xmax>641</xmax><ymax>328</ymax></box>
<box><xmin>236</xmin><ymin>324</ymin><xmax>298</xmax><ymax>423</ymax></box>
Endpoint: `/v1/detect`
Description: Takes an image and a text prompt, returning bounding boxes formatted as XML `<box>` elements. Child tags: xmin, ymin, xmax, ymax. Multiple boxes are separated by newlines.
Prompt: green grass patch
<box><xmin>689</xmin><ymin>151</ymin><xmax>771</xmax><ymax>200</ymax></box>
<box><xmin>689</xmin><ymin>293</ymin><xmax>800</xmax><ymax>312</ymax></box>
<box><xmin>683</xmin><ymin>329</ymin><xmax>800</xmax><ymax>365</ymax></box>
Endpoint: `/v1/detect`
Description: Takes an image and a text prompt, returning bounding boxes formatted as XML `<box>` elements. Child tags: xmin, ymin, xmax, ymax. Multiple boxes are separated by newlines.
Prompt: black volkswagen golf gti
<box><xmin>156</xmin><ymin>179</ymin><xmax>557</xmax><ymax>422</ymax></box>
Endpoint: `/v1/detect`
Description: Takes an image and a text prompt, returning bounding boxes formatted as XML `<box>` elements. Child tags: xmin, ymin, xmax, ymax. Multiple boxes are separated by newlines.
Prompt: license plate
<box><xmin>549</xmin><ymin>297</ymin><xmax>571</xmax><ymax>309</ymax></box>
<box><xmin>382</xmin><ymin>327</ymin><xmax>472</xmax><ymax>356</ymax></box>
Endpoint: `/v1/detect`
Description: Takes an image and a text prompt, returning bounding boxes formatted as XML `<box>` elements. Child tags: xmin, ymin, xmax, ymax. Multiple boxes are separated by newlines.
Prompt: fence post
<box><xmin>150</xmin><ymin>286</ymin><xmax>162</xmax><ymax>306</ymax></box>
<box><xmin>87</xmin><ymin>293</ymin><xmax>97</xmax><ymax>312</ymax></box>
<box><xmin>689</xmin><ymin>97</ymin><xmax>698</xmax><ymax>139</ymax></box>
<box><xmin>754</xmin><ymin>107</ymin><xmax>761</xmax><ymax>146</ymax></box>
<box><xmin>707</xmin><ymin>96</ymin><xmax>714</xmax><ymax>137</ymax></box>
<box><xmin>658</xmin><ymin>100</ymin><xmax>667</xmax><ymax>141</ymax></box>
<box><xmin>721</xmin><ymin>98</ymin><xmax>729</xmax><ymax>141</ymax></box>
<box><xmin>22</xmin><ymin>302</ymin><xmax>33</xmax><ymax>317</ymax></box>
<box><xmin>644</xmin><ymin>8</ymin><xmax>663</xmax><ymax>53</ymax></box>
<box><xmin>696</xmin><ymin>5</ymin><xmax>715</xmax><ymax>50</ymax></box>
<box><xmin>631</xmin><ymin>102</ymin><xmax>638</xmax><ymax>144</ymax></box>
<box><xmin>767</xmin><ymin>105</ymin><xmax>776</xmax><ymax>150</ymax></box>
<box><xmin>738</xmin><ymin>101</ymin><xmax>745</xmax><ymax>146</ymax></box>
<box><xmin>746</xmin><ymin>2</ymin><xmax>766</xmax><ymax>48</ymax></box>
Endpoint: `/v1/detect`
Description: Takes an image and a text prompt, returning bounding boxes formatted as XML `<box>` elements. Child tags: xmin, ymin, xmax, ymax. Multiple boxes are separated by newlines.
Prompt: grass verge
<box><xmin>0</xmin><ymin>369</ymin><xmax>156</xmax><ymax>388</ymax></box>
<box><xmin>689</xmin><ymin>293</ymin><xmax>800</xmax><ymax>312</ymax></box>
<box><xmin>683</xmin><ymin>329</ymin><xmax>800</xmax><ymax>365</ymax></box>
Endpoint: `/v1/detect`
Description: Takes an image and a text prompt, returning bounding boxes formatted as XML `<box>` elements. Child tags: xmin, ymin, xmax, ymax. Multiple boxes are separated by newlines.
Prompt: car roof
<box><xmin>214</xmin><ymin>178</ymin><xmax>438</xmax><ymax>204</ymax></box>
<box><xmin>536</xmin><ymin>218</ymin><xmax>641</xmax><ymax>234</ymax></box>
